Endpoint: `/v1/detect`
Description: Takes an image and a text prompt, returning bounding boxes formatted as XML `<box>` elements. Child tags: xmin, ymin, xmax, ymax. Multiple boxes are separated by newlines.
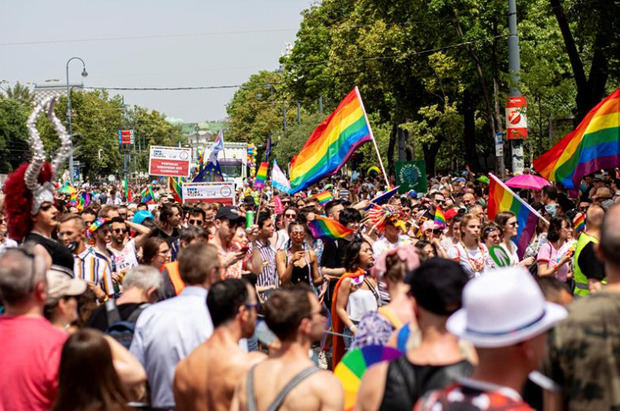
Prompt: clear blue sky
<box><xmin>0</xmin><ymin>0</ymin><xmax>315</xmax><ymax>122</ymax></box>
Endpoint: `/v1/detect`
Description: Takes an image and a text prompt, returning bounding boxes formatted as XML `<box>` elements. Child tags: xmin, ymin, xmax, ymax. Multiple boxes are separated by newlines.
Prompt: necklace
<box><xmin>460</xmin><ymin>241</ymin><xmax>485</xmax><ymax>273</ymax></box>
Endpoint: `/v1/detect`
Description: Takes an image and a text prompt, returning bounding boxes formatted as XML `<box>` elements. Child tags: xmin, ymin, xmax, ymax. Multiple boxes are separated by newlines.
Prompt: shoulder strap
<box><xmin>266</xmin><ymin>366</ymin><xmax>320</xmax><ymax>411</ymax></box>
<box><xmin>105</xmin><ymin>299</ymin><xmax>121</xmax><ymax>326</ymax></box>
<box><xmin>127</xmin><ymin>303</ymin><xmax>150</xmax><ymax>323</ymax></box>
<box><xmin>378</xmin><ymin>306</ymin><xmax>403</xmax><ymax>329</ymax></box>
<box><xmin>246</xmin><ymin>364</ymin><xmax>258</xmax><ymax>411</ymax></box>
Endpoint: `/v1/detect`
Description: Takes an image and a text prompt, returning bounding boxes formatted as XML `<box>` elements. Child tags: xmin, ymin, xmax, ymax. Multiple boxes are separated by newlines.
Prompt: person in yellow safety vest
<box><xmin>573</xmin><ymin>205</ymin><xmax>606</xmax><ymax>296</ymax></box>
<box><xmin>161</xmin><ymin>226</ymin><xmax>209</xmax><ymax>299</ymax></box>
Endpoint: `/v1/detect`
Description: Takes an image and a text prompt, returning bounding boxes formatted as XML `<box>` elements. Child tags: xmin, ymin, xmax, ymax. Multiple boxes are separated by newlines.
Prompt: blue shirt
<box><xmin>130</xmin><ymin>286</ymin><xmax>213</xmax><ymax>408</ymax></box>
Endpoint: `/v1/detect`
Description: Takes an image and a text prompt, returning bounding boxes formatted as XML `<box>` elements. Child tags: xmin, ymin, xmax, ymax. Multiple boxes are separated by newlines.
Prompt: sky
<box><xmin>0</xmin><ymin>0</ymin><xmax>315</xmax><ymax>122</ymax></box>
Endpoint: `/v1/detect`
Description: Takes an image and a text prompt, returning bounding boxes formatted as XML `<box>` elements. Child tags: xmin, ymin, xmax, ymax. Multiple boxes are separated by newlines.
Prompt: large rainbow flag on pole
<box><xmin>533</xmin><ymin>87</ymin><xmax>620</xmax><ymax>189</ymax></box>
<box><xmin>488</xmin><ymin>173</ymin><xmax>546</xmax><ymax>258</ymax></box>
<box><xmin>289</xmin><ymin>87</ymin><xmax>372</xmax><ymax>193</ymax></box>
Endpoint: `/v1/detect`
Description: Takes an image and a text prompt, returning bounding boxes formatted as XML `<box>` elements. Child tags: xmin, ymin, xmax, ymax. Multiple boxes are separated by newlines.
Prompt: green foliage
<box><xmin>0</xmin><ymin>97</ymin><xmax>30</xmax><ymax>173</ymax></box>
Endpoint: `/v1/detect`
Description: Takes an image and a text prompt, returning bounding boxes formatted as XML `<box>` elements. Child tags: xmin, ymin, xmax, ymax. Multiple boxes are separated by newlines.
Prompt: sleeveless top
<box><xmin>378</xmin><ymin>356</ymin><xmax>473</xmax><ymax>411</ymax></box>
<box><xmin>286</xmin><ymin>249</ymin><xmax>312</xmax><ymax>286</ymax></box>
<box><xmin>346</xmin><ymin>278</ymin><xmax>379</xmax><ymax>323</ymax></box>
<box><xmin>24</xmin><ymin>232</ymin><xmax>74</xmax><ymax>276</ymax></box>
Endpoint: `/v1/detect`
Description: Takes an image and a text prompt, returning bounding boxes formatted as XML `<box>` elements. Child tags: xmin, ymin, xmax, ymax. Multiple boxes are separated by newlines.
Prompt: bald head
<box><xmin>586</xmin><ymin>204</ymin><xmax>605</xmax><ymax>230</ymax></box>
<box><xmin>599</xmin><ymin>203</ymin><xmax>620</xmax><ymax>268</ymax></box>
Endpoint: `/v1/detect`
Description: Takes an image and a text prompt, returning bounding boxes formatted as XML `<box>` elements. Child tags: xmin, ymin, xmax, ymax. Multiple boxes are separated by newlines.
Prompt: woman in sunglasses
<box><xmin>495</xmin><ymin>211</ymin><xmax>536</xmax><ymax>267</ymax></box>
<box><xmin>276</xmin><ymin>220</ymin><xmax>321</xmax><ymax>288</ymax></box>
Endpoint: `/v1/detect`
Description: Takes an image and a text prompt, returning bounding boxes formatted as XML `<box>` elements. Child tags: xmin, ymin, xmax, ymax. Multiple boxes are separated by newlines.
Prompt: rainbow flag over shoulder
<box><xmin>534</xmin><ymin>88</ymin><xmax>620</xmax><ymax>189</ymax></box>
<box><xmin>289</xmin><ymin>87</ymin><xmax>372</xmax><ymax>193</ymax></box>
<box><xmin>308</xmin><ymin>215</ymin><xmax>354</xmax><ymax>240</ymax></box>
<box><xmin>314</xmin><ymin>191</ymin><xmax>333</xmax><ymax>205</ymax></box>
<box><xmin>434</xmin><ymin>208</ymin><xmax>447</xmax><ymax>228</ymax></box>
<box><xmin>169</xmin><ymin>177</ymin><xmax>183</xmax><ymax>203</ymax></box>
<box><xmin>254</xmin><ymin>162</ymin><xmax>268</xmax><ymax>190</ymax></box>
<box><xmin>488</xmin><ymin>173</ymin><xmax>544</xmax><ymax>258</ymax></box>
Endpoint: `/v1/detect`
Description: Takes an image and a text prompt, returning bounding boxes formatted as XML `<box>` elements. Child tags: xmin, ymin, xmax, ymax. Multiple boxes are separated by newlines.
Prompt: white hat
<box><xmin>447</xmin><ymin>266</ymin><xmax>567</xmax><ymax>348</ymax></box>
<box><xmin>47</xmin><ymin>270</ymin><xmax>87</xmax><ymax>300</ymax></box>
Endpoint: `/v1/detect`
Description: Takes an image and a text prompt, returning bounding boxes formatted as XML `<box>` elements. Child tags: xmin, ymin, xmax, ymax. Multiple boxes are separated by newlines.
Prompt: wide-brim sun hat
<box><xmin>447</xmin><ymin>266</ymin><xmax>567</xmax><ymax>348</ymax></box>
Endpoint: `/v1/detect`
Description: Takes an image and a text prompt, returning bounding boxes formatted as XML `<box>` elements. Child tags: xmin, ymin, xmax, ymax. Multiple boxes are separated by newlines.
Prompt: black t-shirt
<box><xmin>320</xmin><ymin>239</ymin><xmax>349</xmax><ymax>269</ymax></box>
<box><xmin>578</xmin><ymin>242</ymin><xmax>605</xmax><ymax>281</ymax></box>
<box><xmin>87</xmin><ymin>302</ymin><xmax>144</xmax><ymax>332</ymax></box>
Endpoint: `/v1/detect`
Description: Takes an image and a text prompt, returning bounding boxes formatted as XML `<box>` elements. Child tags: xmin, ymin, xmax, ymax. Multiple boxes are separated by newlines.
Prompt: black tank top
<box><xmin>24</xmin><ymin>232</ymin><xmax>74</xmax><ymax>276</ymax></box>
<box><xmin>378</xmin><ymin>356</ymin><xmax>473</xmax><ymax>411</ymax></box>
<box><xmin>287</xmin><ymin>250</ymin><xmax>311</xmax><ymax>286</ymax></box>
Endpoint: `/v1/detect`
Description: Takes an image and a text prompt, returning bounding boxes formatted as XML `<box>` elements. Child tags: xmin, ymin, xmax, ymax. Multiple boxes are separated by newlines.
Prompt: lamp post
<box><xmin>65</xmin><ymin>57</ymin><xmax>88</xmax><ymax>182</ymax></box>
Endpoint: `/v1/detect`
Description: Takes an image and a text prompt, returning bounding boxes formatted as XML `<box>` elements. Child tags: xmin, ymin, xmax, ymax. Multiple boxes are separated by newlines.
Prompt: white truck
<box><xmin>199</xmin><ymin>142</ymin><xmax>248</xmax><ymax>189</ymax></box>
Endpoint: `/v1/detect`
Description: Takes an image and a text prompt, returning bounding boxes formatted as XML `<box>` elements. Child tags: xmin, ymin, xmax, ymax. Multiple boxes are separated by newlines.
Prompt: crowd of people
<box><xmin>1</xmin><ymin>162</ymin><xmax>620</xmax><ymax>410</ymax></box>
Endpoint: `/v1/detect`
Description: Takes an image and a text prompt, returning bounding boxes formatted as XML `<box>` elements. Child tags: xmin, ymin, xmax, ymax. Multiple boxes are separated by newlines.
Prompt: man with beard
<box><xmin>174</xmin><ymin>279</ymin><xmax>265</xmax><ymax>411</ymax></box>
<box><xmin>107</xmin><ymin>217</ymin><xmax>151</xmax><ymax>276</ymax></box>
<box><xmin>231</xmin><ymin>285</ymin><xmax>344</xmax><ymax>411</ymax></box>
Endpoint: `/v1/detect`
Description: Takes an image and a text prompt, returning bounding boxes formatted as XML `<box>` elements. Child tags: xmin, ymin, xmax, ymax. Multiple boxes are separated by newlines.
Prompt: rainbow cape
<box><xmin>488</xmin><ymin>173</ymin><xmax>544</xmax><ymax>258</ymax></box>
<box><xmin>289</xmin><ymin>87</ymin><xmax>372</xmax><ymax>193</ymax></box>
<box><xmin>254</xmin><ymin>162</ymin><xmax>268</xmax><ymax>189</ymax></box>
<box><xmin>533</xmin><ymin>87</ymin><xmax>620</xmax><ymax>188</ymax></box>
<box><xmin>308</xmin><ymin>215</ymin><xmax>354</xmax><ymax>240</ymax></box>
<box><xmin>314</xmin><ymin>191</ymin><xmax>333</xmax><ymax>205</ymax></box>
<box><xmin>573</xmin><ymin>213</ymin><xmax>585</xmax><ymax>233</ymax></box>
<box><xmin>434</xmin><ymin>208</ymin><xmax>446</xmax><ymax>228</ymax></box>
<box><xmin>169</xmin><ymin>177</ymin><xmax>183</xmax><ymax>203</ymax></box>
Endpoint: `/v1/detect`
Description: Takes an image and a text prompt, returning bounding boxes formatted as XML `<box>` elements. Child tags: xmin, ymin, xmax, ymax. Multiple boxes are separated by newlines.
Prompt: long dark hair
<box><xmin>547</xmin><ymin>216</ymin><xmax>570</xmax><ymax>243</ymax></box>
<box><xmin>52</xmin><ymin>329</ymin><xmax>130</xmax><ymax>411</ymax></box>
<box><xmin>342</xmin><ymin>238</ymin><xmax>370</xmax><ymax>272</ymax></box>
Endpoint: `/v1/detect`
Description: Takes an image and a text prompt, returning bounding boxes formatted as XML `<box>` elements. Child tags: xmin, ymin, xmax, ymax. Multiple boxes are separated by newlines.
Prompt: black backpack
<box><xmin>104</xmin><ymin>300</ymin><xmax>149</xmax><ymax>349</ymax></box>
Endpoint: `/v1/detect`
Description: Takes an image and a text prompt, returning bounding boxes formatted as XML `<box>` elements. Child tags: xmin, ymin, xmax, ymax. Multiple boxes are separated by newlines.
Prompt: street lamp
<box><xmin>66</xmin><ymin>57</ymin><xmax>88</xmax><ymax>182</ymax></box>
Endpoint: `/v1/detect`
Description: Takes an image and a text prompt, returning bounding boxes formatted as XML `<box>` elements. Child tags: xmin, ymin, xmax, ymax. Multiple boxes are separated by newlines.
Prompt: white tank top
<box><xmin>347</xmin><ymin>288</ymin><xmax>378</xmax><ymax>322</ymax></box>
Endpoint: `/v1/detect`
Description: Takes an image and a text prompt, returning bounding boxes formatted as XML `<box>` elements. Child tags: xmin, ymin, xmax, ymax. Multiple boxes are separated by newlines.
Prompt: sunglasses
<box><xmin>244</xmin><ymin>302</ymin><xmax>260</xmax><ymax>310</ymax></box>
<box><xmin>189</xmin><ymin>219</ymin><xmax>203</xmax><ymax>225</ymax></box>
<box><xmin>285</xmin><ymin>213</ymin><xmax>297</xmax><ymax>218</ymax></box>
<box><xmin>432</xmin><ymin>229</ymin><xmax>443</xmax><ymax>234</ymax></box>
<box><xmin>112</xmin><ymin>228</ymin><xmax>125</xmax><ymax>234</ymax></box>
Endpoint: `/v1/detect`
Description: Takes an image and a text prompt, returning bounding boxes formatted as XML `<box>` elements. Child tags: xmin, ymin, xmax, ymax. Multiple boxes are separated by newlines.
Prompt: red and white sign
<box><xmin>505</xmin><ymin>96</ymin><xmax>528</xmax><ymax>140</ymax></box>
<box><xmin>181</xmin><ymin>182</ymin><xmax>235</xmax><ymax>205</ymax></box>
<box><xmin>149</xmin><ymin>146</ymin><xmax>191</xmax><ymax>177</ymax></box>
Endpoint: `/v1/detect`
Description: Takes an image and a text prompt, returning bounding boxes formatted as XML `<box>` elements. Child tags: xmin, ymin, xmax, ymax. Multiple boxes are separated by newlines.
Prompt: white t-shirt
<box><xmin>109</xmin><ymin>239</ymin><xmax>139</xmax><ymax>273</ymax></box>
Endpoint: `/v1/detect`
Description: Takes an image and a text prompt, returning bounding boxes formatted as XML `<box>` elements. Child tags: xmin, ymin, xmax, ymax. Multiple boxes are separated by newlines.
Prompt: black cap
<box><xmin>215</xmin><ymin>206</ymin><xmax>245</xmax><ymax>225</ymax></box>
<box><xmin>405</xmin><ymin>258</ymin><xmax>469</xmax><ymax>316</ymax></box>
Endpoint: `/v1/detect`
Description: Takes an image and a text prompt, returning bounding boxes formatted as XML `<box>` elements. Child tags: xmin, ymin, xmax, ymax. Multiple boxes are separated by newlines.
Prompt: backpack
<box><xmin>104</xmin><ymin>300</ymin><xmax>149</xmax><ymax>349</ymax></box>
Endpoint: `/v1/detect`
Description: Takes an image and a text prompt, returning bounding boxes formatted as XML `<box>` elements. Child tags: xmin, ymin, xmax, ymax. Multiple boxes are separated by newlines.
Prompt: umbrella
<box><xmin>505</xmin><ymin>174</ymin><xmax>551</xmax><ymax>190</ymax></box>
<box><xmin>334</xmin><ymin>345</ymin><xmax>403</xmax><ymax>411</ymax></box>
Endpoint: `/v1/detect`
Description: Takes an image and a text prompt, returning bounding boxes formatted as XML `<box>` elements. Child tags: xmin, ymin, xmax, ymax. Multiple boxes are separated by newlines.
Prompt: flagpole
<box><xmin>489</xmin><ymin>173</ymin><xmax>549</xmax><ymax>225</ymax></box>
<box><xmin>355</xmin><ymin>86</ymin><xmax>390</xmax><ymax>188</ymax></box>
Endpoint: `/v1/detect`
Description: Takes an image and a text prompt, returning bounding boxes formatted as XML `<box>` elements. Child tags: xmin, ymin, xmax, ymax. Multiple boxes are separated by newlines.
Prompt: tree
<box><xmin>4</xmin><ymin>82</ymin><xmax>34</xmax><ymax>106</ymax></box>
<box><xmin>0</xmin><ymin>97</ymin><xmax>30</xmax><ymax>173</ymax></box>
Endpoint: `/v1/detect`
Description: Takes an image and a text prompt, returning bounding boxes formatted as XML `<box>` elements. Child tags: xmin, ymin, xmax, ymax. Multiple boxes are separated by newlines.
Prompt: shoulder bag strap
<box><xmin>105</xmin><ymin>299</ymin><xmax>121</xmax><ymax>326</ymax></box>
<box><xmin>266</xmin><ymin>366</ymin><xmax>320</xmax><ymax>411</ymax></box>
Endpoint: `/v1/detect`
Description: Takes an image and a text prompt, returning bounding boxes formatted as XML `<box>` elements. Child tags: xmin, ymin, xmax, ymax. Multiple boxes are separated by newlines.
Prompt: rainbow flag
<box><xmin>434</xmin><ymin>208</ymin><xmax>447</xmax><ymax>228</ymax></box>
<box><xmin>254</xmin><ymin>161</ymin><xmax>268</xmax><ymax>189</ymax></box>
<box><xmin>308</xmin><ymin>215</ymin><xmax>354</xmax><ymax>240</ymax></box>
<box><xmin>169</xmin><ymin>177</ymin><xmax>183</xmax><ymax>203</ymax></box>
<box><xmin>289</xmin><ymin>87</ymin><xmax>372</xmax><ymax>193</ymax></box>
<box><xmin>314</xmin><ymin>191</ymin><xmax>333</xmax><ymax>205</ymax></box>
<box><xmin>573</xmin><ymin>213</ymin><xmax>586</xmax><ymax>233</ymax></box>
<box><xmin>488</xmin><ymin>173</ymin><xmax>544</xmax><ymax>258</ymax></box>
<box><xmin>141</xmin><ymin>185</ymin><xmax>155</xmax><ymax>203</ymax></box>
<box><xmin>533</xmin><ymin>87</ymin><xmax>620</xmax><ymax>189</ymax></box>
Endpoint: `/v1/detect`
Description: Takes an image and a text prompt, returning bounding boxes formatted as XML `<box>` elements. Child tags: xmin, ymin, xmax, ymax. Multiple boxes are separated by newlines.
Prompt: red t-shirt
<box><xmin>0</xmin><ymin>315</ymin><xmax>68</xmax><ymax>411</ymax></box>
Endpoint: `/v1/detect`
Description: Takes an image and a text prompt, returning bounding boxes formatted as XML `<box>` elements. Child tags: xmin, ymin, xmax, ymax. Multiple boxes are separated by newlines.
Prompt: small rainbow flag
<box><xmin>534</xmin><ymin>87</ymin><xmax>620</xmax><ymax>189</ymax></box>
<box><xmin>254</xmin><ymin>162</ymin><xmax>269</xmax><ymax>189</ymax></box>
<box><xmin>573</xmin><ymin>213</ymin><xmax>586</xmax><ymax>233</ymax></box>
<box><xmin>169</xmin><ymin>177</ymin><xmax>183</xmax><ymax>203</ymax></box>
<box><xmin>488</xmin><ymin>173</ymin><xmax>544</xmax><ymax>258</ymax></box>
<box><xmin>314</xmin><ymin>191</ymin><xmax>333</xmax><ymax>205</ymax></box>
<box><xmin>434</xmin><ymin>208</ymin><xmax>447</xmax><ymax>228</ymax></box>
<box><xmin>308</xmin><ymin>215</ymin><xmax>354</xmax><ymax>240</ymax></box>
<box><xmin>141</xmin><ymin>185</ymin><xmax>155</xmax><ymax>203</ymax></box>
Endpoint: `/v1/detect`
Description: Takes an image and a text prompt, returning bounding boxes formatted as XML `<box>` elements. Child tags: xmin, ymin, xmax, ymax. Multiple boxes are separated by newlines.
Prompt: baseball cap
<box><xmin>447</xmin><ymin>266</ymin><xmax>567</xmax><ymax>348</ymax></box>
<box><xmin>132</xmin><ymin>210</ymin><xmax>154</xmax><ymax>225</ymax></box>
<box><xmin>47</xmin><ymin>270</ymin><xmax>87</xmax><ymax>300</ymax></box>
<box><xmin>215</xmin><ymin>206</ymin><xmax>245</xmax><ymax>224</ymax></box>
<box><xmin>405</xmin><ymin>258</ymin><xmax>469</xmax><ymax>316</ymax></box>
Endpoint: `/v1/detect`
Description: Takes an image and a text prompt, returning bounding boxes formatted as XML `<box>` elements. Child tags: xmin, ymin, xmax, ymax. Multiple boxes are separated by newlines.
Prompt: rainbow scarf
<box><xmin>254</xmin><ymin>162</ymin><xmax>268</xmax><ymax>189</ymax></box>
<box><xmin>308</xmin><ymin>215</ymin><xmax>354</xmax><ymax>240</ymax></box>
<box><xmin>533</xmin><ymin>87</ymin><xmax>620</xmax><ymax>188</ymax></box>
<box><xmin>289</xmin><ymin>87</ymin><xmax>372</xmax><ymax>193</ymax></box>
<box><xmin>488</xmin><ymin>173</ymin><xmax>544</xmax><ymax>258</ymax></box>
<box><xmin>434</xmin><ymin>208</ymin><xmax>446</xmax><ymax>228</ymax></box>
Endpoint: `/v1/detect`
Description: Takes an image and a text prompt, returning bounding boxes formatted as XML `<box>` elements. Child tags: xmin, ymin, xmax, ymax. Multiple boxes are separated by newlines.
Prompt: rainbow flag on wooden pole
<box><xmin>488</xmin><ymin>173</ymin><xmax>548</xmax><ymax>258</ymax></box>
<box><xmin>289</xmin><ymin>87</ymin><xmax>388</xmax><ymax>193</ymax></box>
<box><xmin>533</xmin><ymin>88</ymin><xmax>620</xmax><ymax>189</ymax></box>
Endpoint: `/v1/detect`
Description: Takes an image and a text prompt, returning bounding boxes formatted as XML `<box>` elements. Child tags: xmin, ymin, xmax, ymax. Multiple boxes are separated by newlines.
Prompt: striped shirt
<box><xmin>74</xmin><ymin>247</ymin><xmax>114</xmax><ymax>296</ymax></box>
<box><xmin>253</xmin><ymin>240</ymin><xmax>278</xmax><ymax>289</ymax></box>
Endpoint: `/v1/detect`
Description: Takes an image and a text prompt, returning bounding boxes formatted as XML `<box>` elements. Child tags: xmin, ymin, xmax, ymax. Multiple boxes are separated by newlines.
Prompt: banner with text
<box><xmin>149</xmin><ymin>146</ymin><xmax>192</xmax><ymax>177</ymax></box>
<box><xmin>181</xmin><ymin>182</ymin><xmax>235</xmax><ymax>205</ymax></box>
